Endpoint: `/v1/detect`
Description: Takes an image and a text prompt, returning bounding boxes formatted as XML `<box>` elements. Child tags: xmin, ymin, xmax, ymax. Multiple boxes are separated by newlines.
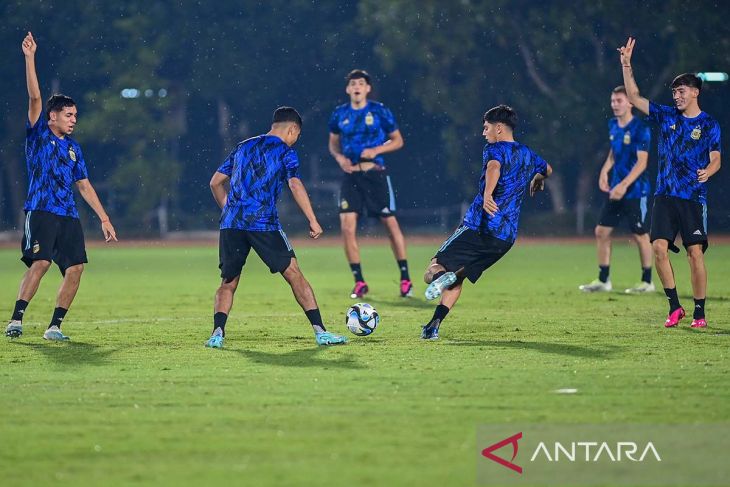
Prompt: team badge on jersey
<box><xmin>340</xmin><ymin>199</ymin><xmax>349</xmax><ymax>210</ymax></box>
<box><xmin>691</xmin><ymin>127</ymin><xmax>702</xmax><ymax>140</ymax></box>
<box><xmin>623</xmin><ymin>132</ymin><xmax>631</xmax><ymax>145</ymax></box>
<box><xmin>68</xmin><ymin>147</ymin><xmax>77</xmax><ymax>162</ymax></box>
<box><xmin>342</xmin><ymin>119</ymin><xmax>350</xmax><ymax>126</ymax></box>
<box><xmin>365</xmin><ymin>112</ymin><xmax>374</xmax><ymax>126</ymax></box>
<box><xmin>609</xmin><ymin>134</ymin><xmax>614</xmax><ymax>141</ymax></box>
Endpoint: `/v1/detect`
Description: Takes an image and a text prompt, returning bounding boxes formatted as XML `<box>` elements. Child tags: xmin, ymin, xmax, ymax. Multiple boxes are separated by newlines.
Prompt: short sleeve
<box><xmin>26</xmin><ymin>116</ymin><xmax>44</xmax><ymax>138</ymax></box>
<box><xmin>380</xmin><ymin>106</ymin><xmax>398</xmax><ymax>134</ymax></box>
<box><xmin>483</xmin><ymin>144</ymin><xmax>505</xmax><ymax>166</ymax></box>
<box><xmin>636</xmin><ymin>123</ymin><xmax>651</xmax><ymax>152</ymax></box>
<box><xmin>533</xmin><ymin>153</ymin><xmax>549</xmax><ymax>177</ymax></box>
<box><xmin>328</xmin><ymin>109</ymin><xmax>341</xmax><ymax>134</ymax></box>
<box><xmin>645</xmin><ymin>101</ymin><xmax>674</xmax><ymax>125</ymax></box>
<box><xmin>284</xmin><ymin>148</ymin><xmax>301</xmax><ymax>180</ymax></box>
<box><xmin>217</xmin><ymin>146</ymin><xmax>236</xmax><ymax>176</ymax></box>
<box><xmin>72</xmin><ymin>144</ymin><xmax>89</xmax><ymax>181</ymax></box>
<box><xmin>709</xmin><ymin>121</ymin><xmax>721</xmax><ymax>153</ymax></box>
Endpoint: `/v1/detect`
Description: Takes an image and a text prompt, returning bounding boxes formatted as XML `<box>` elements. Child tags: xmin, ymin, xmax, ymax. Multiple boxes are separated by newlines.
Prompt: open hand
<box><xmin>483</xmin><ymin>195</ymin><xmax>499</xmax><ymax>216</ymax></box>
<box><xmin>102</xmin><ymin>220</ymin><xmax>118</xmax><ymax>242</ymax></box>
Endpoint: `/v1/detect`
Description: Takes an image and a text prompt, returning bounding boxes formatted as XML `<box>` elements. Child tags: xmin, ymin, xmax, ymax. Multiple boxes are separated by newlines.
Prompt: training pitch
<box><xmin>1</xmin><ymin>241</ymin><xmax>728</xmax><ymax>486</ymax></box>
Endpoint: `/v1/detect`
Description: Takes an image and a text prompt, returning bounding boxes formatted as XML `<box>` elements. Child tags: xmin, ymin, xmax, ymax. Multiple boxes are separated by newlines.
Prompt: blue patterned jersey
<box><xmin>608</xmin><ymin>117</ymin><xmax>651</xmax><ymax>199</ymax></box>
<box><xmin>646</xmin><ymin>101</ymin><xmax>721</xmax><ymax>204</ymax></box>
<box><xmin>462</xmin><ymin>142</ymin><xmax>549</xmax><ymax>243</ymax></box>
<box><xmin>24</xmin><ymin>118</ymin><xmax>88</xmax><ymax>218</ymax></box>
<box><xmin>217</xmin><ymin>135</ymin><xmax>301</xmax><ymax>231</ymax></box>
<box><xmin>328</xmin><ymin>101</ymin><xmax>398</xmax><ymax>166</ymax></box>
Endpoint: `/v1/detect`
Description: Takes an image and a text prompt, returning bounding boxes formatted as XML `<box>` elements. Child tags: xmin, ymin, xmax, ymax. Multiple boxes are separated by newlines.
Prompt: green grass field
<box><xmin>1</xmin><ymin>241</ymin><xmax>729</xmax><ymax>486</ymax></box>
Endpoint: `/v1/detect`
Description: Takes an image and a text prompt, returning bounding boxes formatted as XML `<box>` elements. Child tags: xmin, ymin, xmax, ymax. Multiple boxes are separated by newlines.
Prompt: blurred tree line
<box><xmin>1</xmin><ymin>0</ymin><xmax>728</xmax><ymax>236</ymax></box>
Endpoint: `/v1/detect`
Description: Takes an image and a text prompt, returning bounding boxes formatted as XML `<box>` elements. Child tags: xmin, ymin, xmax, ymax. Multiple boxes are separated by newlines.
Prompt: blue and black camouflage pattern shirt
<box><xmin>24</xmin><ymin>117</ymin><xmax>88</xmax><ymax>218</ymax></box>
<box><xmin>217</xmin><ymin>135</ymin><xmax>301</xmax><ymax>231</ymax></box>
<box><xmin>328</xmin><ymin>101</ymin><xmax>398</xmax><ymax>166</ymax></box>
<box><xmin>646</xmin><ymin>101</ymin><xmax>721</xmax><ymax>204</ymax></box>
<box><xmin>463</xmin><ymin>142</ymin><xmax>549</xmax><ymax>243</ymax></box>
<box><xmin>608</xmin><ymin>117</ymin><xmax>651</xmax><ymax>199</ymax></box>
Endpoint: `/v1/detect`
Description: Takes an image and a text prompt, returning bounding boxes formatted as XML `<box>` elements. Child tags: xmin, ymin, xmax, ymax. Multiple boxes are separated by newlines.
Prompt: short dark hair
<box><xmin>483</xmin><ymin>104</ymin><xmax>517</xmax><ymax>130</ymax></box>
<box><xmin>346</xmin><ymin>69</ymin><xmax>371</xmax><ymax>85</ymax></box>
<box><xmin>272</xmin><ymin>106</ymin><xmax>302</xmax><ymax>128</ymax></box>
<box><xmin>46</xmin><ymin>94</ymin><xmax>76</xmax><ymax>120</ymax></box>
<box><xmin>612</xmin><ymin>86</ymin><xmax>628</xmax><ymax>96</ymax></box>
<box><xmin>671</xmin><ymin>73</ymin><xmax>702</xmax><ymax>92</ymax></box>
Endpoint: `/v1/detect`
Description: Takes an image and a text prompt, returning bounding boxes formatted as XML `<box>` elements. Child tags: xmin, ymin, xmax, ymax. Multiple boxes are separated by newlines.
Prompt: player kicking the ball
<box><xmin>6</xmin><ymin>32</ymin><xmax>117</xmax><ymax>341</ymax></box>
<box><xmin>206</xmin><ymin>107</ymin><xmax>347</xmax><ymax>348</ymax></box>
<box><xmin>619</xmin><ymin>37</ymin><xmax>721</xmax><ymax>328</ymax></box>
<box><xmin>421</xmin><ymin>105</ymin><xmax>552</xmax><ymax>339</ymax></box>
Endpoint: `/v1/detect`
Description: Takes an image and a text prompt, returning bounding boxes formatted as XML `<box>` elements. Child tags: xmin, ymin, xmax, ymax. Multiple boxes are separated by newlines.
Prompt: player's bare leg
<box><xmin>380</xmin><ymin>215</ymin><xmax>412</xmax><ymax>296</ymax></box>
<box><xmin>579</xmin><ymin>226</ymin><xmax>613</xmax><ymax>292</ymax></box>
<box><xmin>206</xmin><ymin>275</ymin><xmax>240</xmax><ymax>347</ymax></box>
<box><xmin>56</xmin><ymin>264</ymin><xmax>84</xmax><ymax>309</ymax></box>
<box><xmin>653</xmin><ymin>239</ymin><xmax>685</xmax><ymax>327</ymax></box>
<box><xmin>6</xmin><ymin>260</ymin><xmax>51</xmax><ymax>338</ymax></box>
<box><xmin>341</xmin><ymin>212</ymin><xmax>368</xmax><ymax>298</ymax></box>
<box><xmin>624</xmin><ymin>232</ymin><xmax>655</xmax><ymax>293</ymax></box>
<box><xmin>282</xmin><ymin>258</ymin><xmax>346</xmax><ymax>345</ymax></box>
<box><xmin>686</xmin><ymin>244</ymin><xmax>708</xmax><ymax>327</ymax></box>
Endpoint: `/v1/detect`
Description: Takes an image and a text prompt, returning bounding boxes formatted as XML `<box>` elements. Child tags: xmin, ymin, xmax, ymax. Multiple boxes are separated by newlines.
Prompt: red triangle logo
<box><xmin>481</xmin><ymin>432</ymin><xmax>523</xmax><ymax>474</ymax></box>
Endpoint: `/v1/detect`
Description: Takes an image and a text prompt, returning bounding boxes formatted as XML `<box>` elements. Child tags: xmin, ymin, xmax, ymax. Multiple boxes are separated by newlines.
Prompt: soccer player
<box><xmin>328</xmin><ymin>69</ymin><xmax>412</xmax><ymax>299</ymax></box>
<box><xmin>206</xmin><ymin>107</ymin><xmax>347</xmax><ymax>348</ymax></box>
<box><xmin>618</xmin><ymin>37</ymin><xmax>721</xmax><ymax>328</ymax></box>
<box><xmin>5</xmin><ymin>32</ymin><xmax>117</xmax><ymax>341</ymax></box>
<box><xmin>579</xmin><ymin>86</ymin><xmax>654</xmax><ymax>294</ymax></box>
<box><xmin>421</xmin><ymin>105</ymin><xmax>552</xmax><ymax>339</ymax></box>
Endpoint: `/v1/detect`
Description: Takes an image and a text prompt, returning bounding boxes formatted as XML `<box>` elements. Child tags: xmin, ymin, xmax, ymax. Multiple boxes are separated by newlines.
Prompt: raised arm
<box><xmin>22</xmin><ymin>32</ymin><xmax>42</xmax><ymax>125</ymax></box>
<box><xmin>76</xmin><ymin>179</ymin><xmax>118</xmax><ymax>242</ymax></box>
<box><xmin>618</xmin><ymin>37</ymin><xmax>650</xmax><ymax>115</ymax></box>
<box><xmin>360</xmin><ymin>129</ymin><xmax>405</xmax><ymax>160</ymax></box>
<box><xmin>288</xmin><ymin>177</ymin><xmax>323</xmax><ymax>239</ymax></box>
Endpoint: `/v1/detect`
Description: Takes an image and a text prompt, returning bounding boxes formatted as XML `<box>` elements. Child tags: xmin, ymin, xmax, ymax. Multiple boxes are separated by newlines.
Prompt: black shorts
<box><xmin>597</xmin><ymin>196</ymin><xmax>650</xmax><ymax>234</ymax></box>
<box><xmin>219</xmin><ymin>228</ymin><xmax>296</xmax><ymax>280</ymax></box>
<box><xmin>650</xmin><ymin>195</ymin><xmax>708</xmax><ymax>253</ymax></box>
<box><xmin>21</xmin><ymin>210</ymin><xmax>87</xmax><ymax>275</ymax></box>
<box><xmin>434</xmin><ymin>226</ymin><xmax>513</xmax><ymax>283</ymax></box>
<box><xmin>339</xmin><ymin>169</ymin><xmax>396</xmax><ymax>218</ymax></box>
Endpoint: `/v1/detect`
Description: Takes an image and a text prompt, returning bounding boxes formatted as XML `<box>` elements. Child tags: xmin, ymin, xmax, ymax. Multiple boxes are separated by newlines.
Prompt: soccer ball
<box><xmin>345</xmin><ymin>303</ymin><xmax>380</xmax><ymax>336</ymax></box>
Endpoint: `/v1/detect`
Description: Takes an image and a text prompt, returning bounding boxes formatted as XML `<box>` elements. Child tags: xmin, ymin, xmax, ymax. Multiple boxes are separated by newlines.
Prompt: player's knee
<box><xmin>65</xmin><ymin>264</ymin><xmax>84</xmax><ymax>277</ymax></box>
<box><xmin>32</xmin><ymin>260</ymin><xmax>52</xmax><ymax>272</ymax></box>
<box><xmin>594</xmin><ymin>226</ymin><xmax>610</xmax><ymax>240</ymax></box>
<box><xmin>686</xmin><ymin>245</ymin><xmax>704</xmax><ymax>263</ymax></box>
<box><xmin>652</xmin><ymin>242</ymin><xmax>669</xmax><ymax>260</ymax></box>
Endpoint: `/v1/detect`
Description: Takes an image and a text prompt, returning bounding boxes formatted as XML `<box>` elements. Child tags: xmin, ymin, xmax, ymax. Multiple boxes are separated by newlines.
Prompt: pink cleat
<box><xmin>350</xmin><ymin>280</ymin><xmax>369</xmax><ymax>299</ymax></box>
<box><xmin>664</xmin><ymin>307</ymin><xmax>685</xmax><ymax>328</ymax></box>
<box><xmin>400</xmin><ymin>279</ymin><xmax>413</xmax><ymax>298</ymax></box>
<box><xmin>690</xmin><ymin>318</ymin><xmax>707</xmax><ymax>328</ymax></box>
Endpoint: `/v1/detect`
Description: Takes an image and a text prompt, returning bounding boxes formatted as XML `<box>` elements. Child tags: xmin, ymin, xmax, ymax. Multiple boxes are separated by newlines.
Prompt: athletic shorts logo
<box><xmin>68</xmin><ymin>147</ymin><xmax>77</xmax><ymax>162</ymax></box>
<box><xmin>623</xmin><ymin>132</ymin><xmax>631</xmax><ymax>145</ymax></box>
<box><xmin>691</xmin><ymin>127</ymin><xmax>702</xmax><ymax>140</ymax></box>
<box><xmin>381</xmin><ymin>207</ymin><xmax>391</xmax><ymax>214</ymax></box>
<box><xmin>481</xmin><ymin>432</ymin><xmax>523</xmax><ymax>474</ymax></box>
<box><xmin>340</xmin><ymin>199</ymin><xmax>349</xmax><ymax>210</ymax></box>
<box><xmin>365</xmin><ymin>112</ymin><xmax>374</xmax><ymax>125</ymax></box>
<box><xmin>32</xmin><ymin>241</ymin><xmax>40</xmax><ymax>254</ymax></box>
<box><xmin>693</xmin><ymin>229</ymin><xmax>703</xmax><ymax>235</ymax></box>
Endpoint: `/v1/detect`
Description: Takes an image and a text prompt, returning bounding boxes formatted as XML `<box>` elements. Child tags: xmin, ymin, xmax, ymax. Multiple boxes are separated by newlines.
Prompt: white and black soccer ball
<box><xmin>345</xmin><ymin>303</ymin><xmax>380</xmax><ymax>336</ymax></box>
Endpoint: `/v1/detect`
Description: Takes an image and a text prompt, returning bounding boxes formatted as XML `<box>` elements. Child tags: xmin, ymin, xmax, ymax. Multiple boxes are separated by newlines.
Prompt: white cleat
<box><xmin>578</xmin><ymin>279</ymin><xmax>612</xmax><ymax>293</ymax></box>
<box><xmin>5</xmin><ymin>320</ymin><xmax>23</xmax><ymax>338</ymax></box>
<box><xmin>43</xmin><ymin>325</ymin><xmax>70</xmax><ymax>341</ymax></box>
<box><xmin>624</xmin><ymin>281</ymin><xmax>656</xmax><ymax>294</ymax></box>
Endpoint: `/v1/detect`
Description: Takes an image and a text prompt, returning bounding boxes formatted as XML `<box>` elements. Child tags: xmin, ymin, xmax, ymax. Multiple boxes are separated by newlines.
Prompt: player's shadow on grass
<box><xmin>445</xmin><ymin>339</ymin><xmax>622</xmax><ymax>358</ymax></box>
<box><xmin>230</xmin><ymin>347</ymin><xmax>364</xmax><ymax>369</ymax></box>
<box><xmin>12</xmin><ymin>341</ymin><xmax>117</xmax><ymax>366</ymax></box>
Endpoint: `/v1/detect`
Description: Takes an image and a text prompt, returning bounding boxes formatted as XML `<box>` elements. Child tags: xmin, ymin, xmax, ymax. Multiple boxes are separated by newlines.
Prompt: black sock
<box><xmin>663</xmin><ymin>288</ymin><xmax>681</xmax><ymax>312</ymax></box>
<box><xmin>213</xmin><ymin>312</ymin><xmax>228</xmax><ymax>336</ymax></box>
<box><xmin>598</xmin><ymin>266</ymin><xmax>610</xmax><ymax>283</ymax></box>
<box><xmin>642</xmin><ymin>267</ymin><xmax>652</xmax><ymax>284</ymax></box>
<box><xmin>693</xmin><ymin>298</ymin><xmax>706</xmax><ymax>319</ymax></box>
<box><xmin>397</xmin><ymin>259</ymin><xmax>410</xmax><ymax>281</ymax></box>
<box><xmin>429</xmin><ymin>304</ymin><xmax>450</xmax><ymax>325</ymax></box>
<box><xmin>12</xmin><ymin>300</ymin><xmax>29</xmax><ymax>322</ymax></box>
<box><xmin>49</xmin><ymin>307</ymin><xmax>67</xmax><ymax>329</ymax></box>
<box><xmin>305</xmin><ymin>308</ymin><xmax>326</xmax><ymax>334</ymax></box>
<box><xmin>350</xmin><ymin>263</ymin><xmax>364</xmax><ymax>283</ymax></box>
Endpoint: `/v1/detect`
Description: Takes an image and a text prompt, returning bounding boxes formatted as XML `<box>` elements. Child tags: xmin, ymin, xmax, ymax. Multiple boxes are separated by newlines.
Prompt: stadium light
<box><xmin>697</xmin><ymin>72</ymin><xmax>728</xmax><ymax>82</ymax></box>
<box><xmin>120</xmin><ymin>88</ymin><xmax>169</xmax><ymax>99</ymax></box>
